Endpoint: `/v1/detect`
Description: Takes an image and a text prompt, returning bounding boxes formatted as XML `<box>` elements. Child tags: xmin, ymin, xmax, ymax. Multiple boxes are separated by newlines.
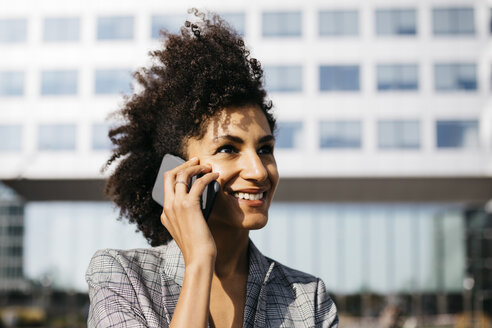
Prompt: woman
<box><xmin>86</xmin><ymin>10</ymin><xmax>338</xmax><ymax>327</ymax></box>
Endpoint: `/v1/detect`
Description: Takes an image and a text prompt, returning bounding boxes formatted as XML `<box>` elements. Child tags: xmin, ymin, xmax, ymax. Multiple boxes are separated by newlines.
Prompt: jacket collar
<box><xmin>160</xmin><ymin>239</ymin><xmax>274</xmax><ymax>287</ymax></box>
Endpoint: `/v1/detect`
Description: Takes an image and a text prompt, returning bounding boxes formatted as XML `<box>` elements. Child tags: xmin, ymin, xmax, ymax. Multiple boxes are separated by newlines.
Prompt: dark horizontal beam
<box><xmin>2</xmin><ymin>177</ymin><xmax>492</xmax><ymax>204</ymax></box>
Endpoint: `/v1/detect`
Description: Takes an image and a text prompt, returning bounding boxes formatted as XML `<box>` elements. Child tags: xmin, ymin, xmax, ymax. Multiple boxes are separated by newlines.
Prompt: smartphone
<box><xmin>152</xmin><ymin>154</ymin><xmax>220</xmax><ymax>221</ymax></box>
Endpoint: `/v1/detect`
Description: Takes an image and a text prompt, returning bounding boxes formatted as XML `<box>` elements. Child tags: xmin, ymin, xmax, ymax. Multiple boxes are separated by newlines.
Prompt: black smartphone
<box><xmin>152</xmin><ymin>154</ymin><xmax>220</xmax><ymax>221</ymax></box>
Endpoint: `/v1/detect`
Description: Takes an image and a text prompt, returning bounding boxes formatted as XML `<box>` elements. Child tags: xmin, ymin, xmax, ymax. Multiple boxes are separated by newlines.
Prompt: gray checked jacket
<box><xmin>86</xmin><ymin>240</ymin><xmax>338</xmax><ymax>327</ymax></box>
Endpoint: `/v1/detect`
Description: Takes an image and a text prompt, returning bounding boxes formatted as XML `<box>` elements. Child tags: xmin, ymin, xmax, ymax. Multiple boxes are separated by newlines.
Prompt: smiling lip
<box><xmin>229</xmin><ymin>189</ymin><xmax>267</xmax><ymax>207</ymax></box>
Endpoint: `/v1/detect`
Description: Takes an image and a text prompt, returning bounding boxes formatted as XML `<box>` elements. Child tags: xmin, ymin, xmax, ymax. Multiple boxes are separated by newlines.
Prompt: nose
<box><xmin>239</xmin><ymin>151</ymin><xmax>268</xmax><ymax>182</ymax></box>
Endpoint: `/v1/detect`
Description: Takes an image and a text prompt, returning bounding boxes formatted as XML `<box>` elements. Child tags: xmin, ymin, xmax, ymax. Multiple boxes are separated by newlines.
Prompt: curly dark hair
<box><xmin>104</xmin><ymin>9</ymin><xmax>276</xmax><ymax>246</ymax></box>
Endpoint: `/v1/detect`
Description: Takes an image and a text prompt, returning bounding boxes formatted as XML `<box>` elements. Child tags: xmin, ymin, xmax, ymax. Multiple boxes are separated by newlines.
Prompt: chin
<box><xmin>239</xmin><ymin>213</ymin><xmax>269</xmax><ymax>230</ymax></box>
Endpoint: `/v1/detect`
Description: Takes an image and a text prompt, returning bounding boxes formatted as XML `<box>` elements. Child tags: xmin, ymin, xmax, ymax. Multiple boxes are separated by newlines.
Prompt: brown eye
<box><xmin>258</xmin><ymin>145</ymin><xmax>274</xmax><ymax>155</ymax></box>
<box><xmin>216</xmin><ymin>145</ymin><xmax>238</xmax><ymax>154</ymax></box>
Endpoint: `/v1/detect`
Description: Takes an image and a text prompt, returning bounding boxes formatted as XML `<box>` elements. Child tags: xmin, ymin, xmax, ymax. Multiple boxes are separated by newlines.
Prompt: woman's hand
<box><xmin>161</xmin><ymin>157</ymin><xmax>219</xmax><ymax>328</ymax></box>
<box><xmin>160</xmin><ymin>157</ymin><xmax>220</xmax><ymax>265</ymax></box>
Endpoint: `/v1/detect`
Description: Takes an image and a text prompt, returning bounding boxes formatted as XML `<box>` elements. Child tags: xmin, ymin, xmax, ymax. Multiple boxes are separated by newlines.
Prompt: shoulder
<box><xmin>86</xmin><ymin>247</ymin><xmax>166</xmax><ymax>279</ymax></box>
<box><xmin>266</xmin><ymin>258</ymin><xmax>339</xmax><ymax>327</ymax></box>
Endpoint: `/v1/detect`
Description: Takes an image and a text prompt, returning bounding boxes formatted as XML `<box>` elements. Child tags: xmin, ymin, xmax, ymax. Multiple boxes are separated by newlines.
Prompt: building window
<box><xmin>433</xmin><ymin>7</ymin><xmax>475</xmax><ymax>35</ymax></box>
<box><xmin>0</xmin><ymin>125</ymin><xmax>22</xmax><ymax>152</ymax></box>
<box><xmin>434</xmin><ymin>63</ymin><xmax>476</xmax><ymax>91</ymax></box>
<box><xmin>0</xmin><ymin>71</ymin><xmax>24</xmax><ymax>96</ymax></box>
<box><xmin>264</xmin><ymin>65</ymin><xmax>302</xmax><ymax>92</ymax></box>
<box><xmin>320</xmin><ymin>121</ymin><xmax>361</xmax><ymax>149</ymax></box>
<box><xmin>41</xmin><ymin>70</ymin><xmax>78</xmax><ymax>95</ymax></box>
<box><xmin>92</xmin><ymin>124</ymin><xmax>112</xmax><ymax>150</ymax></box>
<box><xmin>276</xmin><ymin>122</ymin><xmax>303</xmax><ymax>149</ymax></box>
<box><xmin>320</xmin><ymin>65</ymin><xmax>360</xmax><ymax>91</ymax></box>
<box><xmin>43</xmin><ymin>17</ymin><xmax>80</xmax><ymax>42</ymax></box>
<box><xmin>377</xmin><ymin>64</ymin><xmax>418</xmax><ymax>91</ymax></box>
<box><xmin>94</xmin><ymin>69</ymin><xmax>132</xmax><ymax>95</ymax></box>
<box><xmin>0</xmin><ymin>19</ymin><xmax>27</xmax><ymax>43</ymax></box>
<box><xmin>151</xmin><ymin>14</ymin><xmax>184</xmax><ymax>38</ymax></box>
<box><xmin>262</xmin><ymin>11</ymin><xmax>302</xmax><ymax>37</ymax></box>
<box><xmin>378</xmin><ymin>120</ymin><xmax>420</xmax><ymax>149</ymax></box>
<box><xmin>38</xmin><ymin>124</ymin><xmax>76</xmax><ymax>151</ymax></box>
<box><xmin>97</xmin><ymin>16</ymin><xmax>134</xmax><ymax>40</ymax></box>
<box><xmin>375</xmin><ymin>9</ymin><xmax>416</xmax><ymax>36</ymax></box>
<box><xmin>436</xmin><ymin>120</ymin><xmax>479</xmax><ymax>149</ymax></box>
<box><xmin>220</xmin><ymin>12</ymin><xmax>246</xmax><ymax>36</ymax></box>
<box><xmin>319</xmin><ymin>10</ymin><xmax>358</xmax><ymax>36</ymax></box>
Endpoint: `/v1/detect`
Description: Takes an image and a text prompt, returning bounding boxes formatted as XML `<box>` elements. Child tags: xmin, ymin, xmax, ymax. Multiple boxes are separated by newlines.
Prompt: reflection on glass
<box><xmin>94</xmin><ymin>69</ymin><xmax>132</xmax><ymax>95</ymax></box>
<box><xmin>375</xmin><ymin>9</ymin><xmax>416</xmax><ymax>36</ymax></box>
<box><xmin>41</xmin><ymin>70</ymin><xmax>78</xmax><ymax>95</ymax></box>
<box><xmin>319</xmin><ymin>120</ymin><xmax>361</xmax><ymax>148</ymax></box>
<box><xmin>433</xmin><ymin>7</ymin><xmax>475</xmax><ymax>35</ymax></box>
<box><xmin>43</xmin><ymin>17</ymin><xmax>80</xmax><ymax>42</ymax></box>
<box><xmin>319</xmin><ymin>10</ymin><xmax>358</xmax><ymax>36</ymax></box>
<box><xmin>0</xmin><ymin>125</ymin><xmax>22</xmax><ymax>152</ymax></box>
<box><xmin>262</xmin><ymin>11</ymin><xmax>302</xmax><ymax>37</ymax></box>
<box><xmin>97</xmin><ymin>16</ymin><xmax>134</xmax><ymax>40</ymax></box>
<box><xmin>436</xmin><ymin>120</ymin><xmax>479</xmax><ymax>149</ymax></box>
<box><xmin>276</xmin><ymin>121</ymin><xmax>303</xmax><ymax>149</ymax></box>
<box><xmin>434</xmin><ymin>63</ymin><xmax>476</xmax><ymax>91</ymax></box>
<box><xmin>0</xmin><ymin>71</ymin><xmax>24</xmax><ymax>96</ymax></box>
<box><xmin>38</xmin><ymin>124</ymin><xmax>76</xmax><ymax>151</ymax></box>
<box><xmin>264</xmin><ymin>65</ymin><xmax>302</xmax><ymax>92</ymax></box>
<box><xmin>377</xmin><ymin>64</ymin><xmax>418</xmax><ymax>91</ymax></box>
<box><xmin>0</xmin><ymin>19</ymin><xmax>27</xmax><ymax>43</ymax></box>
<box><xmin>320</xmin><ymin>65</ymin><xmax>360</xmax><ymax>91</ymax></box>
<box><xmin>378</xmin><ymin>120</ymin><xmax>420</xmax><ymax>149</ymax></box>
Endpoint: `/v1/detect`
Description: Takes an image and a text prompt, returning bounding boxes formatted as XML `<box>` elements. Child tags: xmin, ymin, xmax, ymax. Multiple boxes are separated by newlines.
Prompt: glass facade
<box><xmin>264</xmin><ymin>65</ymin><xmax>302</xmax><ymax>92</ymax></box>
<box><xmin>91</xmin><ymin>123</ymin><xmax>112</xmax><ymax>150</ymax></box>
<box><xmin>434</xmin><ymin>63</ymin><xmax>477</xmax><ymax>91</ymax></box>
<box><xmin>97</xmin><ymin>16</ymin><xmax>134</xmax><ymax>40</ymax></box>
<box><xmin>436</xmin><ymin>120</ymin><xmax>479</xmax><ymax>149</ymax></box>
<box><xmin>0</xmin><ymin>125</ymin><xmax>22</xmax><ymax>152</ymax></box>
<box><xmin>41</xmin><ymin>70</ymin><xmax>78</xmax><ymax>95</ymax></box>
<box><xmin>378</xmin><ymin>120</ymin><xmax>420</xmax><ymax>149</ymax></box>
<box><xmin>320</xmin><ymin>65</ymin><xmax>360</xmax><ymax>91</ymax></box>
<box><xmin>43</xmin><ymin>17</ymin><xmax>80</xmax><ymax>42</ymax></box>
<box><xmin>151</xmin><ymin>14</ymin><xmax>185</xmax><ymax>38</ymax></box>
<box><xmin>262</xmin><ymin>11</ymin><xmax>302</xmax><ymax>37</ymax></box>
<box><xmin>94</xmin><ymin>69</ymin><xmax>132</xmax><ymax>95</ymax></box>
<box><xmin>0</xmin><ymin>71</ymin><xmax>24</xmax><ymax>96</ymax></box>
<box><xmin>319</xmin><ymin>10</ymin><xmax>358</xmax><ymax>36</ymax></box>
<box><xmin>375</xmin><ymin>9</ymin><xmax>416</xmax><ymax>36</ymax></box>
<box><xmin>319</xmin><ymin>121</ymin><xmax>361</xmax><ymax>149</ymax></box>
<box><xmin>0</xmin><ymin>18</ymin><xmax>27</xmax><ymax>43</ymax></box>
<box><xmin>433</xmin><ymin>7</ymin><xmax>475</xmax><ymax>35</ymax></box>
<box><xmin>276</xmin><ymin>121</ymin><xmax>303</xmax><ymax>149</ymax></box>
<box><xmin>220</xmin><ymin>12</ymin><xmax>246</xmax><ymax>36</ymax></box>
<box><xmin>377</xmin><ymin>64</ymin><xmax>418</xmax><ymax>91</ymax></box>
<box><xmin>38</xmin><ymin>124</ymin><xmax>76</xmax><ymax>151</ymax></box>
<box><xmin>252</xmin><ymin>203</ymin><xmax>465</xmax><ymax>293</ymax></box>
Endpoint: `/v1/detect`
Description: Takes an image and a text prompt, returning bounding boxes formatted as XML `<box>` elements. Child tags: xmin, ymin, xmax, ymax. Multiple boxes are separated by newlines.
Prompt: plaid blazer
<box><xmin>86</xmin><ymin>240</ymin><xmax>338</xmax><ymax>327</ymax></box>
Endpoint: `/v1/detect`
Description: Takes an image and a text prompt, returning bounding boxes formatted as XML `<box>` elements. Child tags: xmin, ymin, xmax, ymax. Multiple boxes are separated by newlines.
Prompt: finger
<box><xmin>174</xmin><ymin>164</ymin><xmax>214</xmax><ymax>195</ymax></box>
<box><xmin>187</xmin><ymin>172</ymin><xmax>220</xmax><ymax>198</ymax></box>
<box><xmin>163</xmin><ymin>157</ymin><xmax>199</xmax><ymax>204</ymax></box>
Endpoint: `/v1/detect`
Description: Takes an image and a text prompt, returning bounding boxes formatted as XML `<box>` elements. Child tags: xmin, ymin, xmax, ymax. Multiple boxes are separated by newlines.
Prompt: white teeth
<box><xmin>233</xmin><ymin>192</ymin><xmax>264</xmax><ymax>200</ymax></box>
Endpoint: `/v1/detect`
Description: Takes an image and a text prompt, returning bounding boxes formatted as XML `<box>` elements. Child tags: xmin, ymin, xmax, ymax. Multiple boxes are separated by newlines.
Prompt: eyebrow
<box><xmin>213</xmin><ymin>134</ymin><xmax>275</xmax><ymax>144</ymax></box>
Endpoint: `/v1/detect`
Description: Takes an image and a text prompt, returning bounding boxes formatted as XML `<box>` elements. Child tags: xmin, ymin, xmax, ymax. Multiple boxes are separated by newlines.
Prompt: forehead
<box><xmin>204</xmin><ymin>105</ymin><xmax>271</xmax><ymax>138</ymax></box>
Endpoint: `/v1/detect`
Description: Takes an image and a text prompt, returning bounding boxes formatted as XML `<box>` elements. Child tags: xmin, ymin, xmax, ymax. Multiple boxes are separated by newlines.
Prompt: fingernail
<box><xmin>190</xmin><ymin>157</ymin><xmax>198</xmax><ymax>161</ymax></box>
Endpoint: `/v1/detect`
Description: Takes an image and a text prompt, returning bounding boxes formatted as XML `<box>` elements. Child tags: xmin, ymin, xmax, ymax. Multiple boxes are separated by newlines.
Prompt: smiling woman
<box><xmin>85</xmin><ymin>9</ymin><xmax>338</xmax><ymax>328</ymax></box>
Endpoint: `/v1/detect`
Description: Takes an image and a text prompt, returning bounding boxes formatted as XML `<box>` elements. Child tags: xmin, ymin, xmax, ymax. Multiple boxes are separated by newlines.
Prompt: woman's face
<box><xmin>186</xmin><ymin>105</ymin><xmax>278</xmax><ymax>231</ymax></box>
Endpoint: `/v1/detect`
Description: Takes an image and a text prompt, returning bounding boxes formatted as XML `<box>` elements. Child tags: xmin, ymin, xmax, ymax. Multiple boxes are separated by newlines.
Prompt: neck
<box><xmin>210</xmin><ymin>226</ymin><xmax>250</xmax><ymax>278</ymax></box>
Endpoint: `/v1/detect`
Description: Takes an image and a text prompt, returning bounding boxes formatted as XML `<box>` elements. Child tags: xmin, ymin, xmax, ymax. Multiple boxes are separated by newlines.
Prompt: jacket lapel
<box><xmin>160</xmin><ymin>240</ymin><xmax>185</xmax><ymax>325</ymax></box>
<box><xmin>244</xmin><ymin>241</ymin><xmax>275</xmax><ymax>328</ymax></box>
